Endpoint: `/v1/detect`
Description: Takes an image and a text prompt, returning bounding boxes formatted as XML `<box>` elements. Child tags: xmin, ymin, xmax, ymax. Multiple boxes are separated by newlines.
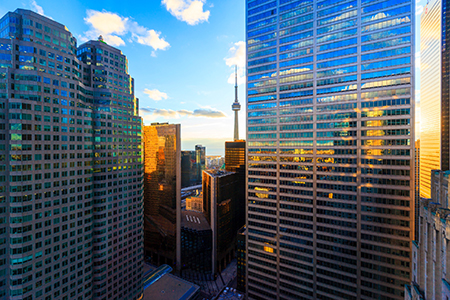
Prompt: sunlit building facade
<box><xmin>225</xmin><ymin>140</ymin><xmax>247</xmax><ymax>234</ymax></box>
<box><xmin>246</xmin><ymin>0</ymin><xmax>415</xmax><ymax>299</ymax></box>
<box><xmin>420</xmin><ymin>0</ymin><xmax>449</xmax><ymax>198</ymax></box>
<box><xmin>143</xmin><ymin>123</ymin><xmax>181</xmax><ymax>270</ymax></box>
<box><xmin>405</xmin><ymin>170</ymin><xmax>450</xmax><ymax>300</ymax></box>
<box><xmin>0</xmin><ymin>9</ymin><xmax>143</xmax><ymax>300</ymax></box>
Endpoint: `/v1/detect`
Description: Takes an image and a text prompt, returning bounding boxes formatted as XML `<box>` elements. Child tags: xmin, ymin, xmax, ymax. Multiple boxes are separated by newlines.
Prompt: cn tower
<box><xmin>232</xmin><ymin>65</ymin><xmax>241</xmax><ymax>141</ymax></box>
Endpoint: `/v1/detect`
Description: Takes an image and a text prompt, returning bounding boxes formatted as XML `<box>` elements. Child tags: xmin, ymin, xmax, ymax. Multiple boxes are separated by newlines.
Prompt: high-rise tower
<box><xmin>0</xmin><ymin>9</ymin><xmax>143</xmax><ymax>300</ymax></box>
<box><xmin>232</xmin><ymin>66</ymin><xmax>241</xmax><ymax>141</ymax></box>
<box><xmin>143</xmin><ymin>123</ymin><xmax>181</xmax><ymax>270</ymax></box>
<box><xmin>245</xmin><ymin>1</ymin><xmax>415</xmax><ymax>299</ymax></box>
<box><xmin>420</xmin><ymin>0</ymin><xmax>450</xmax><ymax>198</ymax></box>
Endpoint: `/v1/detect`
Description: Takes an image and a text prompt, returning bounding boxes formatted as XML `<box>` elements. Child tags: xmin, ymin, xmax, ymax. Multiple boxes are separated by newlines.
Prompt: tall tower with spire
<box><xmin>232</xmin><ymin>65</ymin><xmax>241</xmax><ymax>141</ymax></box>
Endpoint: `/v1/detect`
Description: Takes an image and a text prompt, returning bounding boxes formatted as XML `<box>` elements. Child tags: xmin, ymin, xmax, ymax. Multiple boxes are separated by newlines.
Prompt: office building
<box><xmin>143</xmin><ymin>123</ymin><xmax>181</xmax><ymax>270</ymax></box>
<box><xmin>181</xmin><ymin>150</ymin><xmax>196</xmax><ymax>187</ymax></box>
<box><xmin>225</xmin><ymin>140</ymin><xmax>246</xmax><ymax>235</ymax></box>
<box><xmin>420</xmin><ymin>0</ymin><xmax>449</xmax><ymax>198</ymax></box>
<box><xmin>180</xmin><ymin>210</ymin><xmax>212</xmax><ymax>274</ymax></box>
<box><xmin>195</xmin><ymin>144</ymin><xmax>206</xmax><ymax>181</ymax></box>
<box><xmin>405</xmin><ymin>170</ymin><xmax>450</xmax><ymax>300</ymax></box>
<box><xmin>236</xmin><ymin>226</ymin><xmax>247</xmax><ymax>293</ymax></box>
<box><xmin>181</xmin><ymin>145</ymin><xmax>206</xmax><ymax>188</ymax></box>
<box><xmin>0</xmin><ymin>9</ymin><xmax>143</xmax><ymax>300</ymax></box>
<box><xmin>186</xmin><ymin>193</ymin><xmax>203</xmax><ymax>212</ymax></box>
<box><xmin>246</xmin><ymin>1</ymin><xmax>415</xmax><ymax>299</ymax></box>
<box><xmin>225</xmin><ymin>140</ymin><xmax>246</xmax><ymax>173</ymax></box>
<box><xmin>203</xmin><ymin>170</ymin><xmax>239</xmax><ymax>274</ymax></box>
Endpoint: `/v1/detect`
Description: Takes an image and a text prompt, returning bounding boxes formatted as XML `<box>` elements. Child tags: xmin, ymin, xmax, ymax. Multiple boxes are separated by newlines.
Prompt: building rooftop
<box><xmin>181</xmin><ymin>210</ymin><xmax>210</xmax><ymax>231</ymax></box>
<box><xmin>204</xmin><ymin>169</ymin><xmax>235</xmax><ymax>178</ymax></box>
<box><xmin>143</xmin><ymin>264</ymin><xmax>199</xmax><ymax>300</ymax></box>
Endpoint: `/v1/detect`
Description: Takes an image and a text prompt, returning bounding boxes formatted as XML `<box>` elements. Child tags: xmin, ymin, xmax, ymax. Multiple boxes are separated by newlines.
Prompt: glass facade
<box><xmin>245</xmin><ymin>0</ymin><xmax>415</xmax><ymax>299</ymax></box>
<box><xmin>181</xmin><ymin>150</ymin><xmax>197</xmax><ymax>188</ymax></box>
<box><xmin>225</xmin><ymin>140</ymin><xmax>247</xmax><ymax>233</ymax></box>
<box><xmin>420</xmin><ymin>0</ymin><xmax>448</xmax><ymax>198</ymax></box>
<box><xmin>143</xmin><ymin>123</ymin><xmax>181</xmax><ymax>270</ymax></box>
<box><xmin>0</xmin><ymin>9</ymin><xmax>143</xmax><ymax>300</ymax></box>
<box><xmin>203</xmin><ymin>170</ymin><xmax>239</xmax><ymax>274</ymax></box>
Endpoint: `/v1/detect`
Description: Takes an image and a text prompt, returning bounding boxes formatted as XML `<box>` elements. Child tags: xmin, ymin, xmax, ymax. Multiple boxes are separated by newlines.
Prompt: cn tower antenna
<box><xmin>232</xmin><ymin>65</ymin><xmax>241</xmax><ymax>141</ymax></box>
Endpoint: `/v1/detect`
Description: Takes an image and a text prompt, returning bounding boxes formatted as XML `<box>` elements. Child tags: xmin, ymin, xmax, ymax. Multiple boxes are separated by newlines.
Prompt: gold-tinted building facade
<box><xmin>420</xmin><ymin>0</ymin><xmax>448</xmax><ymax>198</ymax></box>
<box><xmin>143</xmin><ymin>123</ymin><xmax>181</xmax><ymax>270</ymax></box>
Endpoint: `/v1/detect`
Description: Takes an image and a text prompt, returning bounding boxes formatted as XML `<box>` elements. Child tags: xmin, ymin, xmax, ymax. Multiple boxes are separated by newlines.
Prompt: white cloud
<box><xmin>30</xmin><ymin>0</ymin><xmax>44</xmax><ymax>15</ymax></box>
<box><xmin>82</xmin><ymin>10</ymin><xmax>170</xmax><ymax>52</ymax></box>
<box><xmin>130</xmin><ymin>22</ymin><xmax>170</xmax><ymax>51</ymax></box>
<box><xmin>162</xmin><ymin>0</ymin><xmax>210</xmax><ymax>25</ymax></box>
<box><xmin>30</xmin><ymin>0</ymin><xmax>52</xmax><ymax>19</ymax></box>
<box><xmin>225</xmin><ymin>41</ymin><xmax>246</xmax><ymax>85</ymax></box>
<box><xmin>140</xmin><ymin>107</ymin><xmax>226</xmax><ymax>120</ymax></box>
<box><xmin>144</xmin><ymin>89</ymin><xmax>169</xmax><ymax>101</ymax></box>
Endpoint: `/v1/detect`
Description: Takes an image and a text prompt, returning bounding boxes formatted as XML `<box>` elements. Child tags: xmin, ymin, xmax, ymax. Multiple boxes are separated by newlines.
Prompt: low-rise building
<box><xmin>405</xmin><ymin>170</ymin><xmax>450</xmax><ymax>300</ymax></box>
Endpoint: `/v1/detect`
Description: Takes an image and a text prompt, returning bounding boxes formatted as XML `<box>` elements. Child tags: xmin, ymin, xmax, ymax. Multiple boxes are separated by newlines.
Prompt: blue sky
<box><xmin>1</xmin><ymin>0</ymin><xmax>425</xmax><ymax>153</ymax></box>
<box><xmin>1</xmin><ymin>0</ymin><xmax>246</xmax><ymax>155</ymax></box>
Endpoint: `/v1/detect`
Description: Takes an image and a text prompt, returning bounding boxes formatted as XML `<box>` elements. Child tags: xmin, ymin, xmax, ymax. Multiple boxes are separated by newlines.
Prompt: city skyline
<box><xmin>0</xmin><ymin>1</ymin><xmax>447</xmax><ymax>300</ymax></box>
<box><xmin>0</xmin><ymin>0</ymin><xmax>248</xmax><ymax>155</ymax></box>
<box><xmin>0</xmin><ymin>0</ymin><xmax>425</xmax><ymax>155</ymax></box>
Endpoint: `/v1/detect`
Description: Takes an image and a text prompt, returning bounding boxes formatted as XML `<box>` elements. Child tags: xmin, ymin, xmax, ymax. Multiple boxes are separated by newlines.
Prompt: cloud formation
<box><xmin>82</xmin><ymin>10</ymin><xmax>170</xmax><ymax>52</ymax></box>
<box><xmin>144</xmin><ymin>89</ymin><xmax>169</xmax><ymax>101</ymax></box>
<box><xmin>31</xmin><ymin>0</ymin><xmax>44</xmax><ymax>15</ymax></box>
<box><xmin>30</xmin><ymin>0</ymin><xmax>52</xmax><ymax>19</ymax></box>
<box><xmin>140</xmin><ymin>107</ymin><xmax>226</xmax><ymax>119</ymax></box>
<box><xmin>225</xmin><ymin>41</ymin><xmax>246</xmax><ymax>85</ymax></box>
<box><xmin>162</xmin><ymin>0</ymin><xmax>210</xmax><ymax>25</ymax></box>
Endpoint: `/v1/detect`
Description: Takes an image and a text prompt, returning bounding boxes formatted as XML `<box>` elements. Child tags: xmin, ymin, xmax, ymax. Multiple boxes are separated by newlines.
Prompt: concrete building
<box><xmin>143</xmin><ymin>123</ymin><xmax>181</xmax><ymax>270</ymax></box>
<box><xmin>203</xmin><ymin>170</ymin><xmax>239</xmax><ymax>275</ymax></box>
<box><xmin>245</xmin><ymin>0</ymin><xmax>415</xmax><ymax>299</ymax></box>
<box><xmin>0</xmin><ymin>9</ymin><xmax>143</xmax><ymax>300</ymax></box>
<box><xmin>186</xmin><ymin>193</ymin><xmax>203</xmax><ymax>212</ymax></box>
<box><xmin>420</xmin><ymin>0</ymin><xmax>450</xmax><ymax>198</ymax></box>
<box><xmin>405</xmin><ymin>170</ymin><xmax>450</xmax><ymax>300</ymax></box>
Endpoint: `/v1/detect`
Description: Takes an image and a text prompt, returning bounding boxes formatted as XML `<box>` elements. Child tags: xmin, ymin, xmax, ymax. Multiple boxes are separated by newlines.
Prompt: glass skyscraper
<box><xmin>245</xmin><ymin>1</ymin><xmax>415</xmax><ymax>299</ymax></box>
<box><xmin>0</xmin><ymin>9</ymin><xmax>143</xmax><ymax>300</ymax></box>
<box><xmin>143</xmin><ymin>123</ymin><xmax>181</xmax><ymax>270</ymax></box>
<box><xmin>420</xmin><ymin>0</ymin><xmax>449</xmax><ymax>198</ymax></box>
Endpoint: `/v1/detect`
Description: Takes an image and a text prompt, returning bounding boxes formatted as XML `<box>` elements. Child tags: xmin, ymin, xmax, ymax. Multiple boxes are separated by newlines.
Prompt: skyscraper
<box><xmin>246</xmin><ymin>1</ymin><xmax>415</xmax><ymax>299</ymax></box>
<box><xmin>203</xmin><ymin>170</ymin><xmax>239</xmax><ymax>274</ymax></box>
<box><xmin>0</xmin><ymin>9</ymin><xmax>143</xmax><ymax>300</ymax></box>
<box><xmin>181</xmin><ymin>150</ymin><xmax>197</xmax><ymax>187</ymax></box>
<box><xmin>181</xmin><ymin>145</ymin><xmax>205</xmax><ymax>188</ymax></box>
<box><xmin>225</xmin><ymin>140</ymin><xmax>246</xmax><ymax>233</ymax></box>
<box><xmin>420</xmin><ymin>0</ymin><xmax>449</xmax><ymax>198</ymax></box>
<box><xmin>143</xmin><ymin>123</ymin><xmax>181</xmax><ymax>270</ymax></box>
<box><xmin>195</xmin><ymin>144</ymin><xmax>206</xmax><ymax>181</ymax></box>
